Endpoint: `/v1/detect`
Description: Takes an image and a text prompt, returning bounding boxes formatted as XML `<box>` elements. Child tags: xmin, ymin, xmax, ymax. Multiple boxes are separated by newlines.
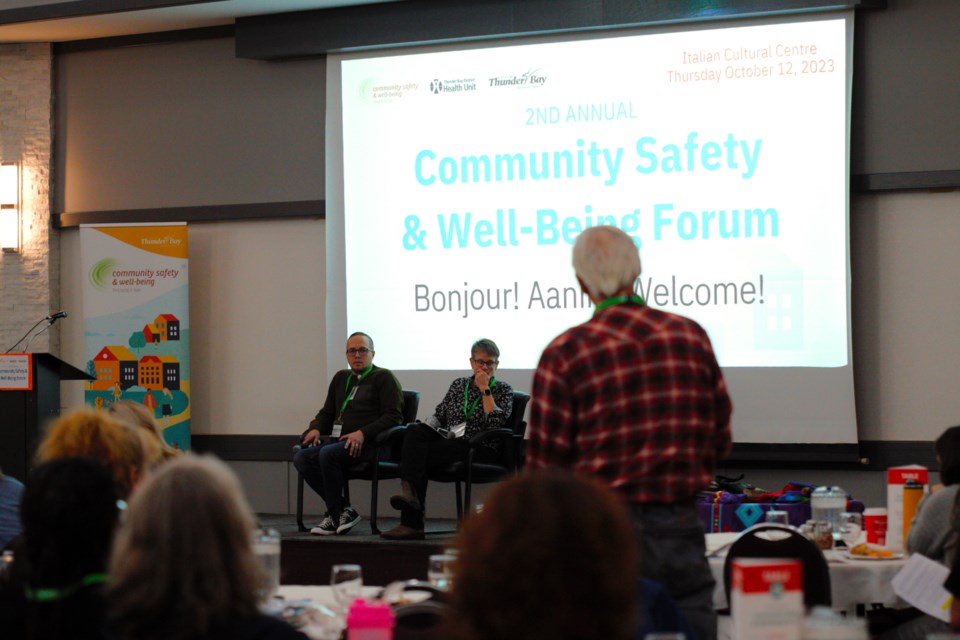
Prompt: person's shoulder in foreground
<box><xmin>202</xmin><ymin>612</ymin><xmax>309</xmax><ymax>640</ymax></box>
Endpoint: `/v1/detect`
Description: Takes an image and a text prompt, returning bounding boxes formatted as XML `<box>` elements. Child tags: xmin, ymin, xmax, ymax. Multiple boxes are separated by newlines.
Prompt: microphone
<box><xmin>46</xmin><ymin>311</ymin><xmax>68</xmax><ymax>321</ymax></box>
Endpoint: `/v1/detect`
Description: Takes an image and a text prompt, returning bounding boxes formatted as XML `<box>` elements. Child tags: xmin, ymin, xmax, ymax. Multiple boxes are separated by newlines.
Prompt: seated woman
<box><xmin>877</xmin><ymin>425</ymin><xmax>960</xmax><ymax>640</ymax></box>
<box><xmin>906</xmin><ymin>425</ymin><xmax>960</xmax><ymax>565</ymax></box>
<box><xmin>107</xmin><ymin>455</ymin><xmax>307</xmax><ymax>640</ymax></box>
<box><xmin>382</xmin><ymin>338</ymin><xmax>513</xmax><ymax>540</ymax></box>
<box><xmin>446</xmin><ymin>471</ymin><xmax>691</xmax><ymax>640</ymax></box>
<box><xmin>0</xmin><ymin>457</ymin><xmax>121</xmax><ymax>639</ymax></box>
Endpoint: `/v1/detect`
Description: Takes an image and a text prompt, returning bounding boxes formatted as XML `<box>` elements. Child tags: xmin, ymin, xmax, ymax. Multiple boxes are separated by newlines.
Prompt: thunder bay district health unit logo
<box><xmin>429</xmin><ymin>77</ymin><xmax>477</xmax><ymax>94</ymax></box>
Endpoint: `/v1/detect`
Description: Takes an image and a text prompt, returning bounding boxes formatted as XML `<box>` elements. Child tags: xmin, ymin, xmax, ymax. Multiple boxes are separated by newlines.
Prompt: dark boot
<box><xmin>390</xmin><ymin>480</ymin><xmax>422</xmax><ymax>512</ymax></box>
<box><xmin>380</xmin><ymin>524</ymin><xmax>425</xmax><ymax>541</ymax></box>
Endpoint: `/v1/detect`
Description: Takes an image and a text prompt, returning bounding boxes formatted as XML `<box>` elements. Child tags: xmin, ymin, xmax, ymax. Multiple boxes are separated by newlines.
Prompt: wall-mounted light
<box><xmin>1</xmin><ymin>162</ymin><xmax>19</xmax><ymax>252</ymax></box>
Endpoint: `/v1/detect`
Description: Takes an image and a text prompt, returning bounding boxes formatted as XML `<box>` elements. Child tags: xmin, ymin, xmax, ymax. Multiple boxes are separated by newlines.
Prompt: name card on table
<box><xmin>731</xmin><ymin>558</ymin><xmax>803</xmax><ymax>640</ymax></box>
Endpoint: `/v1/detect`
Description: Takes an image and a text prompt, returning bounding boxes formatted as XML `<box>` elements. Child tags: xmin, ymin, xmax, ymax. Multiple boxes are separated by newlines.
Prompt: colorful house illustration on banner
<box><xmin>159</xmin><ymin>355</ymin><xmax>181</xmax><ymax>391</ymax></box>
<box><xmin>139</xmin><ymin>355</ymin><xmax>163</xmax><ymax>390</ymax></box>
<box><xmin>92</xmin><ymin>345</ymin><xmax>138</xmax><ymax>391</ymax></box>
<box><xmin>155</xmin><ymin>314</ymin><xmax>180</xmax><ymax>341</ymax></box>
<box><xmin>143</xmin><ymin>324</ymin><xmax>159</xmax><ymax>344</ymax></box>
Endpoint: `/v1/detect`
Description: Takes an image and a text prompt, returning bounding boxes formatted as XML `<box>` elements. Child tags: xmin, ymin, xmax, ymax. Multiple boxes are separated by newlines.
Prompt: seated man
<box><xmin>294</xmin><ymin>332</ymin><xmax>403</xmax><ymax>536</ymax></box>
<box><xmin>382</xmin><ymin>338</ymin><xmax>513</xmax><ymax>540</ymax></box>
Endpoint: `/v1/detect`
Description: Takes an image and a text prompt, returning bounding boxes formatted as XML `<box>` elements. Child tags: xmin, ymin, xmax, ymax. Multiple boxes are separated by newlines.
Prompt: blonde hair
<box><xmin>36</xmin><ymin>408</ymin><xmax>145</xmax><ymax>498</ymax></box>
<box><xmin>572</xmin><ymin>226</ymin><xmax>641</xmax><ymax>299</ymax></box>
<box><xmin>108</xmin><ymin>455</ymin><xmax>264</xmax><ymax>640</ymax></box>
<box><xmin>109</xmin><ymin>400</ymin><xmax>179</xmax><ymax>463</ymax></box>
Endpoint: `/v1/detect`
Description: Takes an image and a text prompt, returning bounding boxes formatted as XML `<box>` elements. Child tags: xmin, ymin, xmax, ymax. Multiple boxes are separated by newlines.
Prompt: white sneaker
<box><xmin>310</xmin><ymin>514</ymin><xmax>337</xmax><ymax>536</ymax></box>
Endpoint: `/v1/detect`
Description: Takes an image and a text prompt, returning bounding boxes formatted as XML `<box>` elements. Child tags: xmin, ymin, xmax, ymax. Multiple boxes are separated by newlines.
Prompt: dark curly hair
<box><xmin>447</xmin><ymin>470</ymin><xmax>638</xmax><ymax>640</ymax></box>
<box><xmin>936</xmin><ymin>426</ymin><xmax>960</xmax><ymax>486</ymax></box>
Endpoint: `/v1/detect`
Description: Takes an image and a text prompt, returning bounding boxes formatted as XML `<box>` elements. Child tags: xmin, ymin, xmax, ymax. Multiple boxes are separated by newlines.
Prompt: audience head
<box><xmin>936</xmin><ymin>426</ymin><xmax>960</xmax><ymax>486</ymax></box>
<box><xmin>449</xmin><ymin>470</ymin><xmax>638</xmax><ymax>640</ymax></box>
<box><xmin>108</xmin><ymin>455</ymin><xmax>264</xmax><ymax>639</ymax></box>
<box><xmin>572</xmin><ymin>225</ymin><xmax>641</xmax><ymax>300</ymax></box>
<box><xmin>9</xmin><ymin>458</ymin><xmax>121</xmax><ymax>640</ymax></box>
<box><xmin>109</xmin><ymin>400</ymin><xmax>179</xmax><ymax>463</ymax></box>
<box><xmin>20</xmin><ymin>457</ymin><xmax>120</xmax><ymax>586</ymax></box>
<box><xmin>35</xmin><ymin>408</ymin><xmax>146</xmax><ymax>498</ymax></box>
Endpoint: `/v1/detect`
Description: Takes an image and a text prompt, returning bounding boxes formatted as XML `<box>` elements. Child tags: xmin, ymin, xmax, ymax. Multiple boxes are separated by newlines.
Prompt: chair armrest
<box><xmin>467</xmin><ymin>428</ymin><xmax>512</xmax><ymax>447</ymax></box>
<box><xmin>375</xmin><ymin>423</ymin><xmax>408</xmax><ymax>446</ymax></box>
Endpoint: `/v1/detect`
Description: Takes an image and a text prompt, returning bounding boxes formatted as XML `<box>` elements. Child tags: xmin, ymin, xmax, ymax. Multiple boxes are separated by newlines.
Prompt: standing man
<box><xmin>526</xmin><ymin>226</ymin><xmax>732</xmax><ymax>640</ymax></box>
<box><xmin>294</xmin><ymin>332</ymin><xmax>403</xmax><ymax>536</ymax></box>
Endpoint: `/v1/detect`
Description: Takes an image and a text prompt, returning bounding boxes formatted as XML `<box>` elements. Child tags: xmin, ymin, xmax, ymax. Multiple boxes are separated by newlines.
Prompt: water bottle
<box><xmin>810</xmin><ymin>486</ymin><xmax>847</xmax><ymax>532</ymax></box>
<box><xmin>902</xmin><ymin>479</ymin><xmax>924</xmax><ymax>540</ymax></box>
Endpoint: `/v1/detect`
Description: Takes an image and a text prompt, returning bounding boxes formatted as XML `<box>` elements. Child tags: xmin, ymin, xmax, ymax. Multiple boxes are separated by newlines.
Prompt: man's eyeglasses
<box><xmin>346</xmin><ymin>347</ymin><xmax>372</xmax><ymax>356</ymax></box>
<box><xmin>471</xmin><ymin>358</ymin><xmax>498</xmax><ymax>368</ymax></box>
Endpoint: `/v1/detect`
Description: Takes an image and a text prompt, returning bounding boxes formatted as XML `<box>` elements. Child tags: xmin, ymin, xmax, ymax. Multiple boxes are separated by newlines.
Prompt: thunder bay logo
<box><xmin>488</xmin><ymin>69</ymin><xmax>547</xmax><ymax>88</ymax></box>
<box><xmin>430</xmin><ymin>79</ymin><xmax>443</xmax><ymax>94</ymax></box>
<box><xmin>89</xmin><ymin>258</ymin><xmax>118</xmax><ymax>291</ymax></box>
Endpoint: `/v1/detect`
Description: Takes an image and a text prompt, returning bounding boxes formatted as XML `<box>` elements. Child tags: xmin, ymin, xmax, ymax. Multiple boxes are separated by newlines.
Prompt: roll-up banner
<box><xmin>80</xmin><ymin>223</ymin><xmax>191</xmax><ymax>451</ymax></box>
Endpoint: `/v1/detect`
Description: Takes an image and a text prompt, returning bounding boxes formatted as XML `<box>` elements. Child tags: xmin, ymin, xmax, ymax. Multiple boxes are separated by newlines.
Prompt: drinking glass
<box><xmin>251</xmin><ymin>527</ymin><xmax>281</xmax><ymax>602</ymax></box>
<box><xmin>427</xmin><ymin>554</ymin><xmax>456</xmax><ymax>590</ymax></box>
<box><xmin>838</xmin><ymin>512</ymin><xmax>863</xmax><ymax>548</ymax></box>
<box><xmin>765</xmin><ymin>510</ymin><xmax>790</xmax><ymax>526</ymax></box>
<box><xmin>331</xmin><ymin>563</ymin><xmax>363</xmax><ymax>613</ymax></box>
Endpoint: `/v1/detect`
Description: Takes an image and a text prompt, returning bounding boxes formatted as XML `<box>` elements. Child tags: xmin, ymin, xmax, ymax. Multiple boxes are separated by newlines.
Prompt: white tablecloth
<box><xmin>706</xmin><ymin>533</ymin><xmax>906</xmax><ymax>613</ymax></box>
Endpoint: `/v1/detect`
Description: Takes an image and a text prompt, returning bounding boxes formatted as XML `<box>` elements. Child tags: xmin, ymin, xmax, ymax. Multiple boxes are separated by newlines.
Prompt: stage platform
<box><xmin>259</xmin><ymin>514</ymin><xmax>458</xmax><ymax>587</ymax></box>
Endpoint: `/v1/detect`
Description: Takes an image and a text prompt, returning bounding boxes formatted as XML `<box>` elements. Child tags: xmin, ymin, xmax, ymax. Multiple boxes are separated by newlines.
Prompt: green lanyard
<box><xmin>339</xmin><ymin>365</ymin><xmax>373</xmax><ymax>416</ymax></box>
<box><xmin>464</xmin><ymin>377</ymin><xmax>497</xmax><ymax>419</ymax></box>
<box><xmin>594</xmin><ymin>293</ymin><xmax>645</xmax><ymax>314</ymax></box>
<box><xmin>24</xmin><ymin>573</ymin><xmax>108</xmax><ymax>602</ymax></box>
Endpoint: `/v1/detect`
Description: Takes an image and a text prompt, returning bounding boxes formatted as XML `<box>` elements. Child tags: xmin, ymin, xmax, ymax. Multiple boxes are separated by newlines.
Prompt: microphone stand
<box><xmin>5</xmin><ymin>314</ymin><xmax>65</xmax><ymax>353</ymax></box>
<box><xmin>22</xmin><ymin>323</ymin><xmax>53</xmax><ymax>353</ymax></box>
<box><xmin>5</xmin><ymin>317</ymin><xmax>48</xmax><ymax>353</ymax></box>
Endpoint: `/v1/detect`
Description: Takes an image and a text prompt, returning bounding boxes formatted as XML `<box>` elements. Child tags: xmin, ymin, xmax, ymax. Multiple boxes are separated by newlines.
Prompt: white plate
<box><xmin>843</xmin><ymin>551</ymin><xmax>904</xmax><ymax>561</ymax></box>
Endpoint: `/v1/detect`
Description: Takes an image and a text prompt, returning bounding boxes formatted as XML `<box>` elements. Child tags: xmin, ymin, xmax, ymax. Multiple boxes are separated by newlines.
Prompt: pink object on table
<box><xmin>347</xmin><ymin>599</ymin><xmax>395</xmax><ymax>640</ymax></box>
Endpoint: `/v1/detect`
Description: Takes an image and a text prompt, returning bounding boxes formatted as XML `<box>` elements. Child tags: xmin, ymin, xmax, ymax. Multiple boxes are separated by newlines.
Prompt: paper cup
<box><xmin>863</xmin><ymin>507</ymin><xmax>888</xmax><ymax>545</ymax></box>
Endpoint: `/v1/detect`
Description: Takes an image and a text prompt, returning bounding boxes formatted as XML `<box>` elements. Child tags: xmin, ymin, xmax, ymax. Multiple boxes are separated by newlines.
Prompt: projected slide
<box><xmin>341</xmin><ymin>16</ymin><xmax>849</xmax><ymax>372</ymax></box>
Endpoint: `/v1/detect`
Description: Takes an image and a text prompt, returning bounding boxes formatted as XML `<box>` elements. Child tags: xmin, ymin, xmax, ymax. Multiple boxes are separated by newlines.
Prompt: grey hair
<box><xmin>471</xmin><ymin>338</ymin><xmax>500</xmax><ymax>360</ymax></box>
<box><xmin>572</xmin><ymin>226</ymin><xmax>641</xmax><ymax>299</ymax></box>
<box><xmin>108</xmin><ymin>455</ymin><xmax>263</xmax><ymax>639</ymax></box>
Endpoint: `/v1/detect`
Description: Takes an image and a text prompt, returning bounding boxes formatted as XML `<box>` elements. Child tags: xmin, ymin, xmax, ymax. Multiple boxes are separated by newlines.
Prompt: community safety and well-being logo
<box><xmin>89</xmin><ymin>258</ymin><xmax>118</xmax><ymax>291</ymax></box>
<box><xmin>359</xmin><ymin>77</ymin><xmax>419</xmax><ymax>102</ymax></box>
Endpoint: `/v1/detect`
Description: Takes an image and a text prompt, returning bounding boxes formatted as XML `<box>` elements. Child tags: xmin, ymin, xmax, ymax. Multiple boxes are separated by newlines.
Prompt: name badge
<box><xmin>331</xmin><ymin>420</ymin><xmax>343</xmax><ymax>438</ymax></box>
<box><xmin>451</xmin><ymin>422</ymin><xmax>467</xmax><ymax>439</ymax></box>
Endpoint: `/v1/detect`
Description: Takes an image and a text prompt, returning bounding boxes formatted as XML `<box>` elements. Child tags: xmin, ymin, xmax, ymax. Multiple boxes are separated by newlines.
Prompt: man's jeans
<box><xmin>630</xmin><ymin>502</ymin><xmax>716</xmax><ymax>640</ymax></box>
<box><xmin>293</xmin><ymin>440</ymin><xmax>374</xmax><ymax>520</ymax></box>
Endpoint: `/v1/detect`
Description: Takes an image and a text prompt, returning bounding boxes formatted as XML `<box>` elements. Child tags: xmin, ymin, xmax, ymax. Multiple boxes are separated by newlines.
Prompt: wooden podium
<box><xmin>0</xmin><ymin>353</ymin><xmax>92</xmax><ymax>481</ymax></box>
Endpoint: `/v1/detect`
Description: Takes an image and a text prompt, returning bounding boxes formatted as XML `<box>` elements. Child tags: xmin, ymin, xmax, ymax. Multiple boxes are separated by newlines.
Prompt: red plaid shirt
<box><xmin>527</xmin><ymin>302</ymin><xmax>732</xmax><ymax>505</ymax></box>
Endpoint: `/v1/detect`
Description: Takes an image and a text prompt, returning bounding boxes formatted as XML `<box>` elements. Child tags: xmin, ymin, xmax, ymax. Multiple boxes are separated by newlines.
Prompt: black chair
<box><xmin>294</xmin><ymin>389</ymin><xmax>419</xmax><ymax>534</ymax></box>
<box><xmin>722</xmin><ymin>523</ymin><xmax>832</xmax><ymax>611</ymax></box>
<box><xmin>383</xmin><ymin>390</ymin><xmax>529</xmax><ymax>525</ymax></box>
<box><xmin>393</xmin><ymin>599</ymin><xmax>449</xmax><ymax>640</ymax></box>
